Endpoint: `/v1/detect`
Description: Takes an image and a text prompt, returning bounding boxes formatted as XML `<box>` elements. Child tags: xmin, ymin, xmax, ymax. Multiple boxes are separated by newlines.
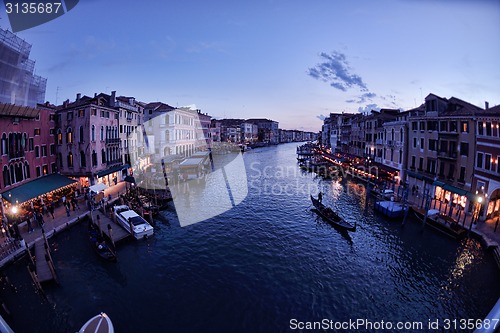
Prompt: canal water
<box><xmin>1</xmin><ymin>143</ymin><xmax>499</xmax><ymax>333</ymax></box>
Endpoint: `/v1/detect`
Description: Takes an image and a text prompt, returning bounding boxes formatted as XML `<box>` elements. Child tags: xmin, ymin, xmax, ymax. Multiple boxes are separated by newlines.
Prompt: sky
<box><xmin>1</xmin><ymin>0</ymin><xmax>499</xmax><ymax>132</ymax></box>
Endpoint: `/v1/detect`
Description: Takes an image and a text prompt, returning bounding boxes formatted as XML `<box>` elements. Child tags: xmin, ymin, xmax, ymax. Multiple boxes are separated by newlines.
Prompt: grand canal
<box><xmin>1</xmin><ymin>143</ymin><xmax>499</xmax><ymax>333</ymax></box>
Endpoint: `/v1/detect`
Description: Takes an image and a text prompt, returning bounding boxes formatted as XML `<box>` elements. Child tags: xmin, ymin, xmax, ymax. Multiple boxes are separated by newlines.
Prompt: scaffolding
<box><xmin>0</xmin><ymin>27</ymin><xmax>46</xmax><ymax>107</ymax></box>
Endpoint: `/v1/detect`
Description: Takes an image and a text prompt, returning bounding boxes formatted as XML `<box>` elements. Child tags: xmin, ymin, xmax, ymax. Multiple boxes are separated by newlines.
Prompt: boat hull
<box><xmin>374</xmin><ymin>201</ymin><xmax>406</xmax><ymax>218</ymax></box>
<box><xmin>310</xmin><ymin>195</ymin><xmax>356</xmax><ymax>231</ymax></box>
<box><xmin>79</xmin><ymin>312</ymin><xmax>114</xmax><ymax>333</ymax></box>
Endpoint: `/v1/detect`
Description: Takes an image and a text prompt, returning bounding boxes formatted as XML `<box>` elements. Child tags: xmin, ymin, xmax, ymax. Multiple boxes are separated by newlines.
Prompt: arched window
<box><xmin>66</xmin><ymin>127</ymin><xmax>73</xmax><ymax>143</ymax></box>
<box><xmin>400</xmin><ymin>128</ymin><xmax>403</xmax><ymax>142</ymax></box>
<box><xmin>100</xmin><ymin>126</ymin><xmax>104</xmax><ymax>141</ymax></box>
<box><xmin>101</xmin><ymin>149</ymin><xmax>106</xmax><ymax>164</ymax></box>
<box><xmin>1</xmin><ymin>133</ymin><xmax>6</xmax><ymax>155</ymax></box>
<box><xmin>92</xmin><ymin>150</ymin><xmax>97</xmax><ymax>167</ymax></box>
<box><xmin>80</xmin><ymin>151</ymin><xmax>86</xmax><ymax>167</ymax></box>
<box><xmin>391</xmin><ymin>128</ymin><xmax>395</xmax><ymax>141</ymax></box>
<box><xmin>56</xmin><ymin>129</ymin><xmax>62</xmax><ymax>144</ymax></box>
<box><xmin>24</xmin><ymin>161</ymin><xmax>30</xmax><ymax>179</ymax></box>
<box><xmin>68</xmin><ymin>152</ymin><xmax>73</xmax><ymax>167</ymax></box>
<box><xmin>9</xmin><ymin>165</ymin><xmax>15</xmax><ymax>184</ymax></box>
<box><xmin>91</xmin><ymin>125</ymin><xmax>96</xmax><ymax>142</ymax></box>
<box><xmin>79</xmin><ymin>126</ymin><xmax>84</xmax><ymax>143</ymax></box>
<box><xmin>3</xmin><ymin>166</ymin><xmax>10</xmax><ymax>186</ymax></box>
<box><xmin>15</xmin><ymin>163</ymin><xmax>23</xmax><ymax>182</ymax></box>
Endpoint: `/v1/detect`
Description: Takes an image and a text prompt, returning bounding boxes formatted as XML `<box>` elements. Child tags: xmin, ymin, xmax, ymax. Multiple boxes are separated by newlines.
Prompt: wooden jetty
<box><xmin>92</xmin><ymin>211</ymin><xmax>131</xmax><ymax>245</ymax></box>
<box><xmin>34</xmin><ymin>237</ymin><xmax>57</xmax><ymax>283</ymax></box>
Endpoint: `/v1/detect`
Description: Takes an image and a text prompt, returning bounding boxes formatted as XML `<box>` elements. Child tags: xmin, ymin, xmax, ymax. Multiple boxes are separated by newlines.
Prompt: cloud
<box><xmin>357</xmin><ymin>104</ymin><xmax>380</xmax><ymax>114</ymax></box>
<box><xmin>308</xmin><ymin>51</ymin><xmax>368</xmax><ymax>92</ymax></box>
<box><xmin>346</xmin><ymin>92</ymin><xmax>377</xmax><ymax>104</ymax></box>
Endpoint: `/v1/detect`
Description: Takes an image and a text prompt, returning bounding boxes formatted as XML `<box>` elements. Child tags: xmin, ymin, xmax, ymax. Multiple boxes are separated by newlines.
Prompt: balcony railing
<box><xmin>105</xmin><ymin>138</ymin><xmax>121</xmax><ymax>145</ymax></box>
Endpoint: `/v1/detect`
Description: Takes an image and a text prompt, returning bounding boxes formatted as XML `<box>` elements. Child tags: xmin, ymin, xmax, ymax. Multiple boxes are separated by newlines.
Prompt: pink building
<box><xmin>55</xmin><ymin>93</ymin><xmax>124</xmax><ymax>188</ymax></box>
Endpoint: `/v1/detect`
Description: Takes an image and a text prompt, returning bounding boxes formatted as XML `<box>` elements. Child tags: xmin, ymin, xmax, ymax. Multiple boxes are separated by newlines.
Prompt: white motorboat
<box><xmin>114</xmin><ymin>205</ymin><xmax>154</xmax><ymax>239</ymax></box>
<box><xmin>78</xmin><ymin>312</ymin><xmax>114</xmax><ymax>333</ymax></box>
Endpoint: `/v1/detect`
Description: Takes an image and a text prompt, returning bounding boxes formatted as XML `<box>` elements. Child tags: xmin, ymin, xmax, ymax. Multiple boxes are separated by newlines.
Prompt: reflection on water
<box><xmin>0</xmin><ymin>143</ymin><xmax>499</xmax><ymax>333</ymax></box>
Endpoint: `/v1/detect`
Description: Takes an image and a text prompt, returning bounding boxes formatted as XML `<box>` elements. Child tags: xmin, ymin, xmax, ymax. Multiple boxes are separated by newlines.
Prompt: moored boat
<box><xmin>88</xmin><ymin>222</ymin><xmax>117</xmax><ymax>262</ymax></box>
<box><xmin>310</xmin><ymin>195</ymin><xmax>356</xmax><ymax>231</ymax></box>
<box><xmin>412</xmin><ymin>207</ymin><xmax>466</xmax><ymax>239</ymax></box>
<box><xmin>374</xmin><ymin>200</ymin><xmax>407</xmax><ymax>218</ymax></box>
<box><xmin>78</xmin><ymin>312</ymin><xmax>114</xmax><ymax>333</ymax></box>
<box><xmin>113</xmin><ymin>205</ymin><xmax>154</xmax><ymax>240</ymax></box>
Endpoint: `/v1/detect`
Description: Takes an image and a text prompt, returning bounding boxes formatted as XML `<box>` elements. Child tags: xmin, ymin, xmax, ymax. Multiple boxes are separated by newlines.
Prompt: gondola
<box><xmin>89</xmin><ymin>222</ymin><xmax>117</xmax><ymax>262</ymax></box>
<box><xmin>310</xmin><ymin>195</ymin><xmax>356</xmax><ymax>231</ymax></box>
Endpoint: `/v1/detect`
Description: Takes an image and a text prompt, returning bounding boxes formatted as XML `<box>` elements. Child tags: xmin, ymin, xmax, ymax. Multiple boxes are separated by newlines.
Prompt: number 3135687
<box><xmin>5</xmin><ymin>2</ymin><xmax>62</xmax><ymax>14</ymax></box>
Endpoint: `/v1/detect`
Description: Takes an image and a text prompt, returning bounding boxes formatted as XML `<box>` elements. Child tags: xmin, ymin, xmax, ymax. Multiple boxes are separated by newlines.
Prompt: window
<box><xmin>478</xmin><ymin>122</ymin><xmax>484</xmax><ymax>135</ymax></box>
<box><xmin>79</xmin><ymin>126</ymin><xmax>84</xmax><ymax>143</ymax></box>
<box><xmin>485</xmin><ymin>154</ymin><xmax>491</xmax><ymax>171</ymax></box>
<box><xmin>100</xmin><ymin>126</ymin><xmax>104</xmax><ymax>141</ymax></box>
<box><xmin>41</xmin><ymin>145</ymin><xmax>47</xmax><ymax>157</ymax></box>
<box><xmin>67</xmin><ymin>112</ymin><xmax>73</xmax><ymax>121</ymax></box>
<box><xmin>486</xmin><ymin>122</ymin><xmax>492</xmax><ymax>136</ymax></box>
<box><xmin>58</xmin><ymin>153</ymin><xmax>63</xmax><ymax>168</ymax></box>
<box><xmin>50</xmin><ymin>128</ymin><xmax>55</xmax><ymax>135</ymax></box>
<box><xmin>440</xmin><ymin>140</ymin><xmax>448</xmax><ymax>153</ymax></box>
<box><xmin>28</xmin><ymin>138</ymin><xmax>33</xmax><ymax>151</ymax></box>
<box><xmin>419</xmin><ymin>121</ymin><xmax>425</xmax><ymax>131</ymax></box>
<box><xmin>411</xmin><ymin>156</ymin><xmax>416</xmax><ymax>168</ymax></box>
<box><xmin>459</xmin><ymin>167</ymin><xmax>466</xmax><ymax>182</ymax></box>
<box><xmin>35</xmin><ymin>146</ymin><xmax>40</xmax><ymax>158</ymax></box>
<box><xmin>461</xmin><ymin>121</ymin><xmax>469</xmax><ymax>133</ymax></box>
<box><xmin>448</xmin><ymin>164</ymin><xmax>455</xmax><ymax>180</ymax></box>
<box><xmin>411</xmin><ymin>122</ymin><xmax>418</xmax><ymax>131</ymax></box>
<box><xmin>80</xmin><ymin>151</ymin><xmax>86</xmax><ymax>167</ymax></box>
<box><xmin>460</xmin><ymin>142</ymin><xmax>468</xmax><ymax>156</ymax></box>
<box><xmin>92</xmin><ymin>150</ymin><xmax>97</xmax><ymax>166</ymax></box>
<box><xmin>429</xmin><ymin>139</ymin><xmax>437</xmax><ymax>151</ymax></box>
<box><xmin>91</xmin><ymin>125</ymin><xmax>95</xmax><ymax>142</ymax></box>
<box><xmin>36</xmin><ymin>166</ymin><xmax>41</xmax><ymax>177</ymax></box>
<box><xmin>450</xmin><ymin>121</ymin><xmax>457</xmax><ymax>132</ymax></box>
<box><xmin>51</xmin><ymin>163</ymin><xmax>57</xmax><ymax>173</ymax></box>
<box><xmin>78</xmin><ymin>109</ymin><xmax>85</xmax><ymax>117</ymax></box>
<box><xmin>419</xmin><ymin>157</ymin><xmax>423</xmax><ymax>170</ymax></box>
<box><xmin>50</xmin><ymin>144</ymin><xmax>55</xmax><ymax>155</ymax></box>
<box><xmin>120</xmin><ymin>125</ymin><xmax>123</xmax><ymax>134</ymax></box>
<box><xmin>477</xmin><ymin>152</ymin><xmax>484</xmax><ymax>168</ymax></box>
<box><xmin>413</xmin><ymin>138</ymin><xmax>417</xmax><ymax>149</ymax></box>
<box><xmin>427</xmin><ymin>121</ymin><xmax>438</xmax><ymax>131</ymax></box>
<box><xmin>42</xmin><ymin>165</ymin><xmax>48</xmax><ymax>175</ymax></box>
<box><xmin>440</xmin><ymin>121</ymin><xmax>448</xmax><ymax>132</ymax></box>
<box><xmin>66</xmin><ymin>128</ymin><xmax>73</xmax><ymax>143</ymax></box>
<box><xmin>24</xmin><ymin>161</ymin><xmax>30</xmax><ymax>179</ymax></box>
<box><xmin>3</xmin><ymin>166</ymin><xmax>10</xmax><ymax>186</ymax></box>
<box><xmin>420</xmin><ymin>138</ymin><xmax>424</xmax><ymax>150</ymax></box>
<box><xmin>101</xmin><ymin>149</ymin><xmax>106</xmax><ymax>163</ymax></box>
<box><xmin>56</xmin><ymin>129</ymin><xmax>62</xmax><ymax>144</ymax></box>
<box><xmin>34</xmin><ymin>128</ymin><xmax>40</xmax><ymax>136</ymax></box>
<box><xmin>1</xmin><ymin>133</ymin><xmax>6</xmax><ymax>155</ymax></box>
<box><xmin>91</xmin><ymin>108</ymin><xmax>97</xmax><ymax>116</ymax></box>
<box><xmin>68</xmin><ymin>152</ymin><xmax>73</xmax><ymax>168</ymax></box>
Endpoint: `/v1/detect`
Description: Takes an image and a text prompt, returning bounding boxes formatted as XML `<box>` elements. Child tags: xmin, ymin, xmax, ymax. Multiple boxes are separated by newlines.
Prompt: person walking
<box><xmin>26</xmin><ymin>216</ymin><xmax>34</xmax><ymax>233</ymax></box>
<box><xmin>65</xmin><ymin>202</ymin><xmax>70</xmax><ymax>217</ymax></box>
<box><xmin>71</xmin><ymin>197</ymin><xmax>76</xmax><ymax>211</ymax></box>
<box><xmin>48</xmin><ymin>202</ymin><xmax>55</xmax><ymax>219</ymax></box>
<box><xmin>36</xmin><ymin>212</ymin><xmax>44</xmax><ymax>228</ymax></box>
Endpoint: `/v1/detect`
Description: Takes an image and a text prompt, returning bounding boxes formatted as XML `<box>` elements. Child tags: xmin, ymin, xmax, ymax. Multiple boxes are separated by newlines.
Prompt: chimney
<box><xmin>76</xmin><ymin>93</ymin><xmax>81</xmax><ymax>101</ymax></box>
<box><xmin>111</xmin><ymin>90</ymin><xmax>116</xmax><ymax>106</ymax></box>
<box><xmin>63</xmin><ymin>99</ymin><xmax>69</xmax><ymax>108</ymax></box>
<box><xmin>485</xmin><ymin>101</ymin><xmax>489</xmax><ymax>110</ymax></box>
<box><xmin>94</xmin><ymin>93</ymin><xmax>97</xmax><ymax>98</ymax></box>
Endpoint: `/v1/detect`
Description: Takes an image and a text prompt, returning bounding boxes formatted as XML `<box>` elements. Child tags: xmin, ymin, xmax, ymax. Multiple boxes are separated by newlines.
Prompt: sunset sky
<box><xmin>2</xmin><ymin>0</ymin><xmax>499</xmax><ymax>131</ymax></box>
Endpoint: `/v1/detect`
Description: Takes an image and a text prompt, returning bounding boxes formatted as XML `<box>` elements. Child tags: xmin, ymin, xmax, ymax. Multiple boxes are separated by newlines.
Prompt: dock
<box><xmin>91</xmin><ymin>211</ymin><xmax>131</xmax><ymax>245</ymax></box>
<box><xmin>34</xmin><ymin>238</ymin><xmax>56</xmax><ymax>283</ymax></box>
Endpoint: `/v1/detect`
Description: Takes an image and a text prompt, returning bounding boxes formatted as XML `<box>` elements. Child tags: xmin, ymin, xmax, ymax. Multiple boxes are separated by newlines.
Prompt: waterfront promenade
<box><xmin>0</xmin><ymin>182</ymin><xmax>127</xmax><ymax>267</ymax></box>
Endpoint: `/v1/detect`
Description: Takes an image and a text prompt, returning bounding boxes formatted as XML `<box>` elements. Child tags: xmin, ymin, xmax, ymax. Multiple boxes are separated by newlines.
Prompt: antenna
<box><xmin>55</xmin><ymin>86</ymin><xmax>60</xmax><ymax>105</ymax></box>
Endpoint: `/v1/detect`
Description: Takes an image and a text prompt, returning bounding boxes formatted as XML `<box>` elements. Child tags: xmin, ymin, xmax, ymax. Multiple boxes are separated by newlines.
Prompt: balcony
<box><xmin>8</xmin><ymin>150</ymin><xmax>25</xmax><ymax>160</ymax></box>
<box><xmin>438</xmin><ymin>151</ymin><xmax>457</xmax><ymax>160</ymax></box>
<box><xmin>105</xmin><ymin>138</ymin><xmax>121</xmax><ymax>145</ymax></box>
<box><xmin>375</xmin><ymin>139</ymin><xmax>383</xmax><ymax>145</ymax></box>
